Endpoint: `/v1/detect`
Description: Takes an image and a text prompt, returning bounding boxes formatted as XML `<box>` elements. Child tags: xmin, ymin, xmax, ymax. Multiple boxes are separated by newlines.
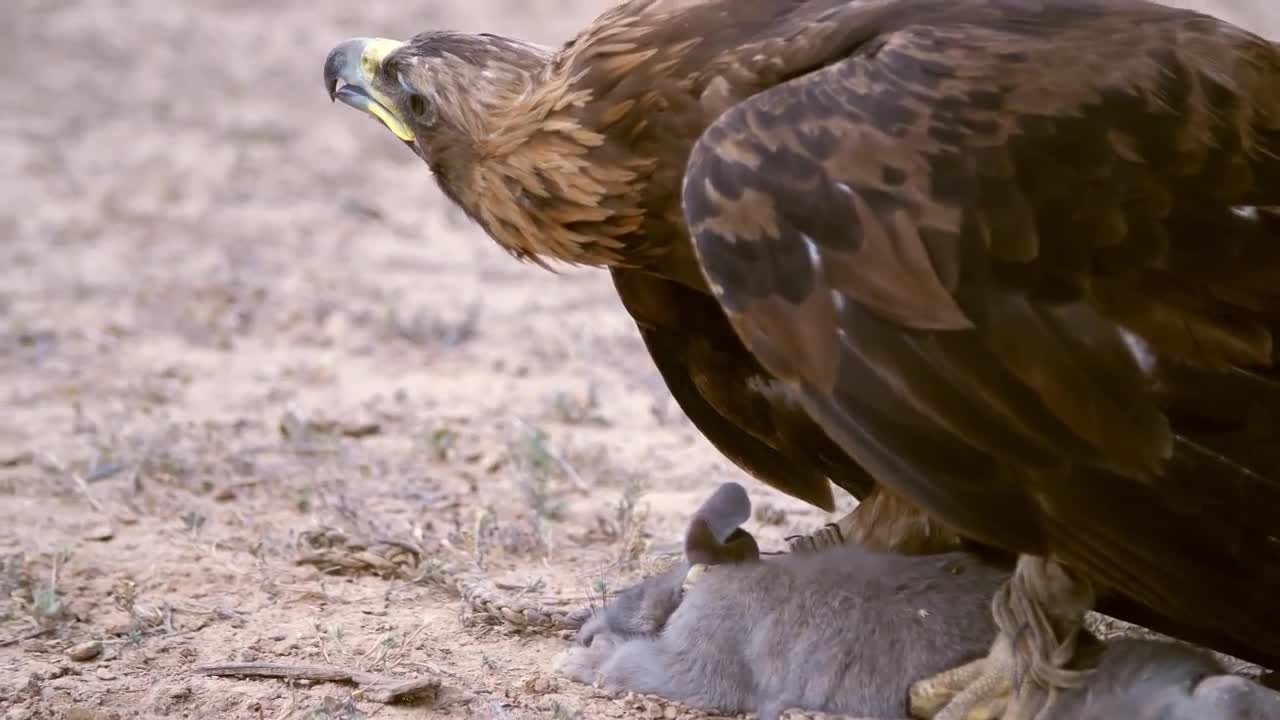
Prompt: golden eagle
<box><xmin>324</xmin><ymin>1</ymin><xmax>1280</xmax><ymax>716</ymax></box>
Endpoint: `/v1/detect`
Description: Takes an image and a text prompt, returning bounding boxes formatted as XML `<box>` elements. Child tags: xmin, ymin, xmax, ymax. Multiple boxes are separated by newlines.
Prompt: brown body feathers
<box><xmin>328</xmin><ymin>0</ymin><xmax>1280</xmax><ymax>672</ymax></box>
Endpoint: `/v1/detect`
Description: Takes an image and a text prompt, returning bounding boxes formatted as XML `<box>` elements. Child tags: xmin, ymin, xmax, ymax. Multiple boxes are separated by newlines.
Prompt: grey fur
<box><xmin>560</xmin><ymin>482</ymin><xmax>1280</xmax><ymax>720</ymax></box>
<box><xmin>1042</xmin><ymin>638</ymin><xmax>1280</xmax><ymax>720</ymax></box>
<box><xmin>559</xmin><ymin>482</ymin><xmax>1006</xmax><ymax>720</ymax></box>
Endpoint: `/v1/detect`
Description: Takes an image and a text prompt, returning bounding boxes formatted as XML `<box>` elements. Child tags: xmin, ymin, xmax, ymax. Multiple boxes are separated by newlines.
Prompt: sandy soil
<box><xmin>1</xmin><ymin>1</ymin><xmax>1277</xmax><ymax>719</ymax></box>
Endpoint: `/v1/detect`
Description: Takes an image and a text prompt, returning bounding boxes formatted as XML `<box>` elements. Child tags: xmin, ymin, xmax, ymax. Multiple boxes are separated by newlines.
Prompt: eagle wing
<box><xmin>611</xmin><ymin>267</ymin><xmax>879</xmax><ymax>511</ymax></box>
<box><xmin>683</xmin><ymin>2</ymin><xmax>1280</xmax><ymax>663</ymax></box>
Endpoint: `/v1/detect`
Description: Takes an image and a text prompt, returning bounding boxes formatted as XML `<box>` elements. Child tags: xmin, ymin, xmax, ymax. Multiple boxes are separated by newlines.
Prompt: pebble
<box><xmin>95</xmin><ymin>667</ymin><xmax>117</xmax><ymax>681</ymax></box>
<box><xmin>65</xmin><ymin>640</ymin><xmax>103</xmax><ymax>661</ymax></box>
<box><xmin>113</xmin><ymin>511</ymin><xmax>139</xmax><ymax>526</ymax></box>
<box><xmin>83</xmin><ymin>524</ymin><xmax>115</xmax><ymax>542</ymax></box>
<box><xmin>19</xmin><ymin>638</ymin><xmax>46</xmax><ymax>653</ymax></box>
<box><xmin>103</xmin><ymin>613</ymin><xmax>135</xmax><ymax>636</ymax></box>
<box><xmin>18</xmin><ymin>661</ymin><xmax>65</xmax><ymax>683</ymax></box>
<box><xmin>47</xmin><ymin>677</ymin><xmax>79</xmax><ymax>691</ymax></box>
<box><xmin>515</xmin><ymin>675</ymin><xmax>554</xmax><ymax>695</ymax></box>
<box><xmin>0</xmin><ymin>451</ymin><xmax>34</xmax><ymax>467</ymax></box>
<box><xmin>239</xmin><ymin>648</ymin><xmax>259</xmax><ymax>662</ymax></box>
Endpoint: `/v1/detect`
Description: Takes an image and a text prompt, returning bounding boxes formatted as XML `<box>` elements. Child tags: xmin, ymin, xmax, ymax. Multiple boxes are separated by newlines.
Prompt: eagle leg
<box><xmin>909</xmin><ymin>555</ymin><xmax>1096</xmax><ymax>720</ymax></box>
<box><xmin>786</xmin><ymin>489</ymin><xmax>965</xmax><ymax>556</ymax></box>
<box><xmin>785</xmin><ymin>518</ymin><xmax>849</xmax><ymax>554</ymax></box>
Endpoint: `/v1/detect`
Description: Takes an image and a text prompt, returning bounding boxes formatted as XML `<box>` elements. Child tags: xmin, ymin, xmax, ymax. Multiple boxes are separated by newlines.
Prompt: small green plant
<box><xmin>28</xmin><ymin>548</ymin><xmax>72</xmax><ymax>626</ymax></box>
<box><xmin>426</xmin><ymin>425</ymin><xmax>459</xmax><ymax>462</ymax></box>
<box><xmin>547</xmin><ymin>384</ymin><xmax>609</xmax><ymax>426</ymax></box>
<box><xmin>508</xmin><ymin>424</ymin><xmax>568</xmax><ymax>522</ymax></box>
<box><xmin>611</xmin><ymin>473</ymin><xmax>649</xmax><ymax>566</ymax></box>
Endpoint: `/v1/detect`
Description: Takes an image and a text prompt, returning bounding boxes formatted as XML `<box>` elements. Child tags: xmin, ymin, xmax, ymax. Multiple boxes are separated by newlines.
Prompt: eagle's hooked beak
<box><xmin>324</xmin><ymin>37</ymin><xmax>416</xmax><ymax>143</ymax></box>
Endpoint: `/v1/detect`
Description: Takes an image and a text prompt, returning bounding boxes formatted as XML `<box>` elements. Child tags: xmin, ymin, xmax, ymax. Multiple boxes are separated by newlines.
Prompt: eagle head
<box><xmin>324</xmin><ymin>30</ymin><xmax>662</xmax><ymax>268</ymax></box>
<box><xmin>324</xmin><ymin>32</ymin><xmax>551</xmax><ymax>171</ymax></box>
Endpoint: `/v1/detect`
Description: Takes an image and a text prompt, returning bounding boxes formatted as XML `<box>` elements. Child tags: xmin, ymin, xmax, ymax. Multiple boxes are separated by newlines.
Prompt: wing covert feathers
<box><xmin>684</xmin><ymin>0</ymin><xmax>1280</xmax><ymax>664</ymax></box>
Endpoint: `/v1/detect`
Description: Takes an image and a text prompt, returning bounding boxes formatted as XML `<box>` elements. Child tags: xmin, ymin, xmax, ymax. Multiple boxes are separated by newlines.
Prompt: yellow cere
<box><xmin>360</xmin><ymin>38</ymin><xmax>414</xmax><ymax>142</ymax></box>
<box><xmin>360</xmin><ymin>38</ymin><xmax>406</xmax><ymax>71</ymax></box>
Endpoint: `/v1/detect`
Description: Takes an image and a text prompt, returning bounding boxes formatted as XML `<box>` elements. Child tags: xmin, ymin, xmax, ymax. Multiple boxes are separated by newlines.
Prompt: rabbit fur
<box><xmin>559</xmin><ymin>482</ymin><xmax>1006</xmax><ymax>720</ymax></box>
<box><xmin>559</xmin><ymin>482</ymin><xmax>1280</xmax><ymax>720</ymax></box>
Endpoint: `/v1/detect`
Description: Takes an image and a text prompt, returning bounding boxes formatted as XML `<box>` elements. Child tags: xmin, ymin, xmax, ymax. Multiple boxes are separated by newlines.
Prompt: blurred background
<box><xmin>1</xmin><ymin>1</ymin><xmax>1277</xmax><ymax>718</ymax></box>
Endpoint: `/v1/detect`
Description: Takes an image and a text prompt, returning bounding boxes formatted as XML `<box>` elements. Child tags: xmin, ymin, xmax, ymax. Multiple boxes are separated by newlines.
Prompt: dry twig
<box><xmin>294</xmin><ymin>526</ymin><xmax>583</xmax><ymax>634</ymax></box>
<box><xmin>0</xmin><ymin>626</ymin><xmax>53</xmax><ymax>647</ymax></box>
<box><xmin>192</xmin><ymin>661</ymin><xmax>441</xmax><ymax>704</ymax></box>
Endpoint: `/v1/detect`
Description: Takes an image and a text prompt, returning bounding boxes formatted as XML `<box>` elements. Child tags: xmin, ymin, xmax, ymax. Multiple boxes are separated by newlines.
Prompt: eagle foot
<box><xmin>908</xmin><ymin>651</ymin><xmax>1010</xmax><ymax>720</ymax></box>
<box><xmin>785</xmin><ymin>507</ymin><xmax>862</xmax><ymax>554</ymax></box>
<box><xmin>785</xmin><ymin>521</ymin><xmax>846</xmax><ymax>553</ymax></box>
<box><xmin>908</xmin><ymin>556</ymin><xmax>1096</xmax><ymax>720</ymax></box>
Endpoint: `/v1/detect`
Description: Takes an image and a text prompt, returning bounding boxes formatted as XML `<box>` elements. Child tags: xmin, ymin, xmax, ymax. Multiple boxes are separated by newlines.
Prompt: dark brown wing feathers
<box><xmin>610</xmin><ymin>267</ymin><xmax>877</xmax><ymax>511</ymax></box>
<box><xmin>334</xmin><ymin>0</ymin><xmax>1280</xmax><ymax>663</ymax></box>
<box><xmin>684</xmin><ymin>0</ymin><xmax>1280</xmax><ymax>665</ymax></box>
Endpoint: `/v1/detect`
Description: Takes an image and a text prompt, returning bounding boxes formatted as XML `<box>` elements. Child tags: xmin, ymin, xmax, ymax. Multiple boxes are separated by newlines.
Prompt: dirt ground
<box><xmin>1</xmin><ymin>1</ymin><xmax>1277</xmax><ymax>719</ymax></box>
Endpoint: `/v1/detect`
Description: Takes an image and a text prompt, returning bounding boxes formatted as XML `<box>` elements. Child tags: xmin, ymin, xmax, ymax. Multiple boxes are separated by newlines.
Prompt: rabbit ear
<box><xmin>692</xmin><ymin>482</ymin><xmax>753</xmax><ymax>543</ymax></box>
<box><xmin>685</xmin><ymin>483</ymin><xmax>760</xmax><ymax>566</ymax></box>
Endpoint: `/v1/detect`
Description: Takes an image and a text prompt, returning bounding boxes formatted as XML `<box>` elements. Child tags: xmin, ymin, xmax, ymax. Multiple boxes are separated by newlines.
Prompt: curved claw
<box><xmin>910</xmin><ymin>640</ymin><xmax>1015</xmax><ymax>720</ymax></box>
<box><xmin>786</xmin><ymin>518</ymin><xmax>849</xmax><ymax>554</ymax></box>
<box><xmin>911</xmin><ymin>556</ymin><xmax>1095</xmax><ymax>720</ymax></box>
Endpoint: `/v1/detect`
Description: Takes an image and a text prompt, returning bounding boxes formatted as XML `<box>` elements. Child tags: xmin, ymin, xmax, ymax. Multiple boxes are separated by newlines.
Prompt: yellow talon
<box><xmin>909</xmin><ymin>657</ymin><xmax>990</xmax><ymax>717</ymax></box>
<box><xmin>911</xmin><ymin>634</ymin><xmax>1020</xmax><ymax>720</ymax></box>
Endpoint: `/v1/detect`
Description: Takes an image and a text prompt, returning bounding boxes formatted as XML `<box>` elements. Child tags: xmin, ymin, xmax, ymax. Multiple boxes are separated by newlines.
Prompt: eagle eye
<box><xmin>406</xmin><ymin>92</ymin><xmax>434</xmax><ymax>125</ymax></box>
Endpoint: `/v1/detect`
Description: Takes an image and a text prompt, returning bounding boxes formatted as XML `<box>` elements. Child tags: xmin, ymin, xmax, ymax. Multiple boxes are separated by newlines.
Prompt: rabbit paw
<box><xmin>556</xmin><ymin>632</ymin><xmax>620</xmax><ymax>686</ymax></box>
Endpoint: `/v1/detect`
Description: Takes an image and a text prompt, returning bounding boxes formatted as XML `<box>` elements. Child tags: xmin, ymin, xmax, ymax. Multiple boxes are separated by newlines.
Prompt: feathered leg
<box><xmin>788</xmin><ymin>488</ymin><xmax>962</xmax><ymax>555</ymax></box>
<box><xmin>909</xmin><ymin>555</ymin><xmax>1096</xmax><ymax>720</ymax></box>
<box><xmin>786</xmin><ymin>513</ymin><xmax>853</xmax><ymax>553</ymax></box>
